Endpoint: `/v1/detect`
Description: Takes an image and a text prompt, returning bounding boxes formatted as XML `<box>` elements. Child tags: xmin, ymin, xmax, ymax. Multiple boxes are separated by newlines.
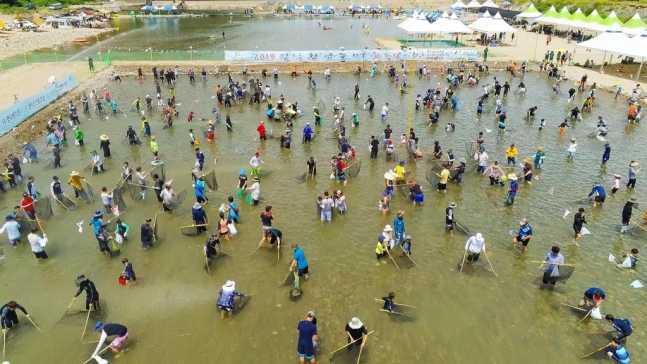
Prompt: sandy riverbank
<box><xmin>0</xmin><ymin>17</ymin><xmax>113</xmax><ymax>61</ymax></box>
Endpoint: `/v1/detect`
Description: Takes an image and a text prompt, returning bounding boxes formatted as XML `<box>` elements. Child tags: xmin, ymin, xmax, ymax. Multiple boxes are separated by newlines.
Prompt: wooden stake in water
<box><xmin>579</xmin><ymin>344</ymin><xmax>609</xmax><ymax>359</ymax></box>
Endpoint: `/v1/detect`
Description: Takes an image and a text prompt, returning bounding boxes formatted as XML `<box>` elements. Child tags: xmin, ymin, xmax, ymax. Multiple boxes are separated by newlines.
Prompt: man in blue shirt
<box><xmin>581</xmin><ymin>287</ymin><xmax>606</xmax><ymax>308</ymax></box>
<box><xmin>303</xmin><ymin>123</ymin><xmax>313</xmax><ymax>143</ymax></box>
<box><xmin>605</xmin><ymin>339</ymin><xmax>630</xmax><ymax>363</ymax></box>
<box><xmin>89</xmin><ymin>211</ymin><xmax>104</xmax><ymax>237</ymax></box>
<box><xmin>290</xmin><ymin>244</ymin><xmax>309</xmax><ymax>281</ymax></box>
<box><xmin>46</xmin><ymin>132</ymin><xmax>60</xmax><ymax>149</ymax></box>
<box><xmin>195</xmin><ymin>148</ymin><xmax>205</xmax><ymax>171</ymax></box>
<box><xmin>512</xmin><ymin>218</ymin><xmax>532</xmax><ymax>252</ymax></box>
<box><xmin>588</xmin><ymin>182</ymin><xmax>607</xmax><ymax>208</ymax></box>
<box><xmin>296</xmin><ymin>312</ymin><xmax>319</xmax><ymax>363</ymax></box>
<box><xmin>605</xmin><ymin>315</ymin><xmax>632</xmax><ymax>341</ymax></box>
<box><xmin>538</xmin><ymin>245</ymin><xmax>564</xmax><ymax>289</ymax></box>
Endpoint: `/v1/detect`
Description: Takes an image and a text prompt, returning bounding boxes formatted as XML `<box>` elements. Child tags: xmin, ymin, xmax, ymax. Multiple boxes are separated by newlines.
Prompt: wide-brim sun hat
<box><xmin>449</xmin><ymin>202</ymin><xmax>457</xmax><ymax>208</ymax></box>
<box><xmin>349</xmin><ymin>317</ymin><xmax>363</xmax><ymax>329</ymax></box>
<box><xmin>520</xmin><ymin>218</ymin><xmax>527</xmax><ymax>225</ymax></box>
<box><xmin>100</xmin><ymin>134</ymin><xmax>109</xmax><ymax>141</ymax></box>
<box><xmin>384</xmin><ymin>225</ymin><xmax>393</xmax><ymax>231</ymax></box>
<box><xmin>384</xmin><ymin>170</ymin><xmax>398</xmax><ymax>180</ymax></box>
<box><xmin>508</xmin><ymin>174</ymin><xmax>518</xmax><ymax>181</ymax></box>
<box><xmin>208</xmin><ymin>120</ymin><xmax>215</xmax><ymax>125</ymax></box>
<box><xmin>70</xmin><ymin>171</ymin><xmax>80</xmax><ymax>176</ymax></box>
<box><xmin>222</xmin><ymin>280</ymin><xmax>235</xmax><ymax>292</ymax></box>
<box><xmin>193</xmin><ymin>203</ymin><xmax>202</xmax><ymax>210</ymax></box>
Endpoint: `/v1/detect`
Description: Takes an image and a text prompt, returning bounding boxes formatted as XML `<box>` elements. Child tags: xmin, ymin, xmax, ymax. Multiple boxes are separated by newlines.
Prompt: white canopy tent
<box><xmin>398</xmin><ymin>18</ymin><xmax>435</xmax><ymax>33</ymax></box>
<box><xmin>451</xmin><ymin>0</ymin><xmax>466</xmax><ymax>10</ymax></box>
<box><xmin>515</xmin><ymin>3</ymin><xmax>541</xmax><ymax>19</ymax></box>
<box><xmin>469</xmin><ymin>12</ymin><xmax>517</xmax><ymax>33</ymax></box>
<box><xmin>468</xmin><ymin>11</ymin><xmax>492</xmax><ymax>31</ymax></box>
<box><xmin>464</xmin><ymin>0</ymin><xmax>481</xmax><ymax>9</ymax></box>
<box><xmin>481</xmin><ymin>0</ymin><xmax>498</xmax><ymax>8</ymax></box>
<box><xmin>576</xmin><ymin>27</ymin><xmax>633</xmax><ymax>73</ymax></box>
<box><xmin>426</xmin><ymin>13</ymin><xmax>474</xmax><ymax>33</ymax></box>
<box><xmin>628</xmin><ymin>33</ymin><xmax>647</xmax><ymax>80</ymax></box>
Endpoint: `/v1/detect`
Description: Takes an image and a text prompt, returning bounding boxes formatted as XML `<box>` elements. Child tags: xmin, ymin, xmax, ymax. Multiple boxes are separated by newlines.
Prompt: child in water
<box><xmin>382</xmin><ymin>292</ymin><xmax>396</xmax><ymax>312</ymax></box>
<box><xmin>402</xmin><ymin>235</ymin><xmax>412</xmax><ymax>257</ymax></box>
<box><xmin>141</xmin><ymin>117</ymin><xmax>151</xmax><ymax>137</ymax></box>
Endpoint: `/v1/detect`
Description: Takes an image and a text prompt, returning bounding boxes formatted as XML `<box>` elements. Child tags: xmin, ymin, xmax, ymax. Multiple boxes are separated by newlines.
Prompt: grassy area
<box><xmin>512</xmin><ymin>0</ymin><xmax>647</xmax><ymax>22</ymax></box>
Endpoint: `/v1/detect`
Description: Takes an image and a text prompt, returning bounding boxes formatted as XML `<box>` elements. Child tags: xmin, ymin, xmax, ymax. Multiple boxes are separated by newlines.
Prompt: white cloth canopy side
<box><xmin>426</xmin><ymin>13</ymin><xmax>474</xmax><ymax>34</ymax></box>
<box><xmin>576</xmin><ymin>28</ymin><xmax>632</xmax><ymax>55</ymax></box>
<box><xmin>469</xmin><ymin>12</ymin><xmax>517</xmax><ymax>33</ymax></box>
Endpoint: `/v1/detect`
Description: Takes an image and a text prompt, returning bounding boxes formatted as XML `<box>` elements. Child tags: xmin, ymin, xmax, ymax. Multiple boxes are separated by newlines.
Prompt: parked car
<box><xmin>24</xmin><ymin>4</ymin><xmax>36</xmax><ymax>10</ymax></box>
<box><xmin>48</xmin><ymin>3</ymin><xmax>62</xmax><ymax>10</ymax></box>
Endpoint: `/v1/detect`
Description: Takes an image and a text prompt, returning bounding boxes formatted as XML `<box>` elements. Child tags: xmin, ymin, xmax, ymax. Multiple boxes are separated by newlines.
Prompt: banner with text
<box><xmin>225</xmin><ymin>49</ymin><xmax>478</xmax><ymax>63</ymax></box>
<box><xmin>0</xmin><ymin>73</ymin><xmax>77</xmax><ymax>135</ymax></box>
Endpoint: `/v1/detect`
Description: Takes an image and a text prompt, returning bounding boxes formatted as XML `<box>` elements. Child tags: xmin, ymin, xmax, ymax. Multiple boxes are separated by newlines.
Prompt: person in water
<box><xmin>381</xmin><ymin>292</ymin><xmax>395</xmax><ymax>312</ymax></box>
<box><xmin>605</xmin><ymin>339</ymin><xmax>630</xmax><ymax>364</ymax></box>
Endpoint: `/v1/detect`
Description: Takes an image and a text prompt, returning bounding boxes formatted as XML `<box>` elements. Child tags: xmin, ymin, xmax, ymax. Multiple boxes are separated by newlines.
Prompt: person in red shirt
<box><xmin>20</xmin><ymin>193</ymin><xmax>36</xmax><ymax>220</ymax></box>
<box><xmin>257</xmin><ymin>121</ymin><xmax>267</xmax><ymax>141</ymax></box>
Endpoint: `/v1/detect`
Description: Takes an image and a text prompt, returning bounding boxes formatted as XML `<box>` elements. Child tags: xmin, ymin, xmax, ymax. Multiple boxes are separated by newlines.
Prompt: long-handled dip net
<box><xmin>180</xmin><ymin>223</ymin><xmax>209</xmax><ymax>236</ymax></box>
<box><xmin>345</xmin><ymin>159</ymin><xmax>361</xmax><ymax>179</ymax></box>
<box><xmin>112</xmin><ymin>180</ymin><xmax>128</xmax><ymax>212</ymax></box>
<box><xmin>168</xmin><ymin>189</ymin><xmax>188</xmax><ymax>210</ymax></box>
<box><xmin>550</xmin><ymin>264</ymin><xmax>577</xmax><ymax>285</ymax></box>
<box><xmin>202</xmin><ymin>170</ymin><xmax>218</xmax><ymax>191</ymax></box>
<box><xmin>78</xmin><ymin>180</ymin><xmax>94</xmax><ymax>204</ymax></box>
<box><xmin>33</xmin><ymin>197</ymin><xmax>54</xmax><ymax>220</ymax></box>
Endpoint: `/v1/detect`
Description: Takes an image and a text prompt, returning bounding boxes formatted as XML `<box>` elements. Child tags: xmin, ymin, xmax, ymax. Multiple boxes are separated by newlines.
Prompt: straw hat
<box><xmin>570</xmin><ymin>138</ymin><xmax>576</xmax><ymax>142</ymax></box>
<box><xmin>630</xmin><ymin>161</ymin><xmax>639</xmax><ymax>167</ymax></box>
<box><xmin>208</xmin><ymin>120</ymin><xmax>214</xmax><ymax>125</ymax></box>
<box><xmin>70</xmin><ymin>171</ymin><xmax>80</xmax><ymax>176</ymax></box>
<box><xmin>99</xmin><ymin>134</ymin><xmax>109</xmax><ymax>141</ymax></box>
<box><xmin>507</xmin><ymin>174</ymin><xmax>518</xmax><ymax>181</ymax></box>
<box><xmin>151</xmin><ymin>136</ymin><xmax>156</xmax><ymax>140</ymax></box>
<box><xmin>524</xmin><ymin>157</ymin><xmax>531</xmax><ymax>163</ymax></box>
<box><xmin>222</xmin><ymin>280</ymin><xmax>236</xmax><ymax>292</ymax></box>
<box><xmin>614</xmin><ymin>174</ymin><xmax>621</xmax><ymax>178</ymax></box>
<box><xmin>493</xmin><ymin>161</ymin><xmax>499</xmax><ymax>166</ymax></box>
<box><xmin>384</xmin><ymin>225</ymin><xmax>393</xmax><ymax>232</ymax></box>
<box><xmin>383</xmin><ymin>170</ymin><xmax>398</xmax><ymax>180</ymax></box>
<box><xmin>449</xmin><ymin>202</ymin><xmax>457</xmax><ymax>208</ymax></box>
<box><xmin>459</xmin><ymin>157</ymin><xmax>466</xmax><ymax>163</ymax></box>
<box><xmin>260</xmin><ymin>120</ymin><xmax>264</xmax><ymax>124</ymax></box>
<box><xmin>538</xmin><ymin>146</ymin><xmax>544</xmax><ymax>151</ymax></box>
<box><xmin>348</xmin><ymin>317</ymin><xmax>364</xmax><ymax>329</ymax></box>
<box><xmin>520</xmin><ymin>218</ymin><xmax>528</xmax><ymax>225</ymax></box>
<box><xmin>193</xmin><ymin>202</ymin><xmax>202</xmax><ymax>210</ymax></box>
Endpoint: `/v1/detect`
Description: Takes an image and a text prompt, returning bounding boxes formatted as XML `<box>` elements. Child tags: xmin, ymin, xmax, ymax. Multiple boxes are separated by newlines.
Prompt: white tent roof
<box><xmin>451</xmin><ymin>1</ymin><xmax>466</xmax><ymax>9</ymax></box>
<box><xmin>627</xmin><ymin>33</ymin><xmax>647</xmax><ymax>58</ymax></box>
<box><xmin>464</xmin><ymin>0</ymin><xmax>481</xmax><ymax>9</ymax></box>
<box><xmin>468</xmin><ymin>11</ymin><xmax>492</xmax><ymax>30</ymax></box>
<box><xmin>481</xmin><ymin>0</ymin><xmax>498</xmax><ymax>8</ymax></box>
<box><xmin>398</xmin><ymin>18</ymin><xmax>435</xmax><ymax>33</ymax></box>
<box><xmin>427</xmin><ymin>13</ymin><xmax>474</xmax><ymax>33</ymax></box>
<box><xmin>576</xmin><ymin>27</ymin><xmax>633</xmax><ymax>55</ymax></box>
<box><xmin>470</xmin><ymin>12</ymin><xmax>516</xmax><ymax>32</ymax></box>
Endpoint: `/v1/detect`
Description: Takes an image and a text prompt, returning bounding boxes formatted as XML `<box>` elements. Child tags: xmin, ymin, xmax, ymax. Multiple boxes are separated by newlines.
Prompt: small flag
<box><xmin>563</xmin><ymin>210</ymin><xmax>570</xmax><ymax>219</ymax></box>
<box><xmin>111</xmin><ymin>206</ymin><xmax>120</xmax><ymax>216</ymax></box>
<box><xmin>630</xmin><ymin>280</ymin><xmax>644</xmax><ymax>288</ymax></box>
<box><xmin>581</xmin><ymin>227</ymin><xmax>591</xmax><ymax>235</ymax></box>
<box><xmin>485</xmin><ymin>128</ymin><xmax>492</xmax><ymax>132</ymax></box>
<box><xmin>77</xmin><ymin>221</ymin><xmax>84</xmax><ymax>233</ymax></box>
<box><xmin>608</xmin><ymin>253</ymin><xmax>616</xmax><ymax>262</ymax></box>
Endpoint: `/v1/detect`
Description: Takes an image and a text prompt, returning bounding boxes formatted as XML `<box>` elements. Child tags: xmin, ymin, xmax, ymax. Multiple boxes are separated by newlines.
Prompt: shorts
<box><xmin>477</xmin><ymin>165</ymin><xmax>486</xmax><ymax>173</ymax></box>
<box><xmin>524</xmin><ymin>174</ymin><xmax>533</xmax><ymax>182</ymax></box>
<box><xmin>297</xmin><ymin>344</ymin><xmax>315</xmax><ymax>360</ymax></box>
<box><xmin>34</xmin><ymin>250</ymin><xmax>48</xmax><ymax>259</ymax></box>
<box><xmin>573</xmin><ymin>225</ymin><xmax>582</xmax><ymax>235</ymax></box>
<box><xmin>594</xmin><ymin>195</ymin><xmax>606</xmax><ymax>203</ymax></box>
<box><xmin>9</xmin><ymin>237</ymin><xmax>21</xmax><ymax>246</ymax></box>
<box><xmin>297</xmin><ymin>266</ymin><xmax>309</xmax><ymax>277</ymax></box>
<box><xmin>515</xmin><ymin>235</ymin><xmax>530</xmax><ymax>246</ymax></box>
<box><xmin>376</xmin><ymin>252</ymin><xmax>386</xmax><ymax>259</ymax></box>
<box><xmin>321</xmin><ymin>210</ymin><xmax>332</xmax><ymax>222</ymax></box>
<box><xmin>337</xmin><ymin>173</ymin><xmax>347</xmax><ymax>181</ymax></box>
<box><xmin>109</xmin><ymin>331</ymin><xmax>129</xmax><ymax>350</ymax></box>
<box><xmin>567</xmin><ymin>151</ymin><xmax>575</xmax><ymax>157</ymax></box>
<box><xmin>2</xmin><ymin>311</ymin><xmax>18</xmax><ymax>328</ymax></box>
<box><xmin>381</xmin><ymin>114</ymin><xmax>387</xmax><ymax>120</ymax></box>
<box><xmin>437</xmin><ymin>183</ymin><xmax>447</xmax><ymax>191</ymax></box>
<box><xmin>219</xmin><ymin>230</ymin><xmax>230</xmax><ymax>237</ymax></box>
<box><xmin>542</xmin><ymin>271</ymin><xmax>558</xmax><ymax>285</ymax></box>
<box><xmin>413</xmin><ymin>193</ymin><xmax>424</xmax><ymax>203</ymax></box>
<box><xmin>218</xmin><ymin>305</ymin><xmax>233</xmax><ymax>312</ymax></box>
<box><xmin>467</xmin><ymin>252</ymin><xmax>480</xmax><ymax>262</ymax></box>
<box><xmin>196</xmin><ymin>196</ymin><xmax>207</xmax><ymax>203</ymax></box>
<box><xmin>445</xmin><ymin>224</ymin><xmax>454</xmax><ymax>231</ymax></box>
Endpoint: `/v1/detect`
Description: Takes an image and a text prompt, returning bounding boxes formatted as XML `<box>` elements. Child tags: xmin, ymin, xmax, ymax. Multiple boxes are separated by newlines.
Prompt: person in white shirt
<box><xmin>476</xmin><ymin>149</ymin><xmax>489</xmax><ymax>173</ymax></box>
<box><xmin>91</xmin><ymin>150</ymin><xmax>104</xmax><ymax>173</ymax></box>
<box><xmin>250</xmin><ymin>152</ymin><xmax>262</xmax><ymax>176</ymax></box>
<box><xmin>336</xmin><ymin>190</ymin><xmax>347</xmax><ymax>215</ymax></box>
<box><xmin>0</xmin><ymin>215</ymin><xmax>21</xmax><ymax>247</ymax></box>
<box><xmin>159</xmin><ymin>183</ymin><xmax>176</xmax><ymax>212</ymax></box>
<box><xmin>27</xmin><ymin>227</ymin><xmax>48</xmax><ymax>259</ymax></box>
<box><xmin>246</xmin><ymin>176</ymin><xmax>261</xmax><ymax>206</ymax></box>
<box><xmin>382</xmin><ymin>224</ymin><xmax>394</xmax><ymax>249</ymax></box>
<box><xmin>464</xmin><ymin>233</ymin><xmax>485</xmax><ymax>262</ymax></box>
<box><xmin>381</xmin><ymin>103</ymin><xmax>389</xmax><ymax>121</ymax></box>
<box><xmin>324</xmin><ymin>67</ymin><xmax>331</xmax><ymax>80</ymax></box>
<box><xmin>101</xmin><ymin>187</ymin><xmax>113</xmax><ymax>214</ymax></box>
<box><xmin>566</xmin><ymin>137</ymin><xmax>577</xmax><ymax>158</ymax></box>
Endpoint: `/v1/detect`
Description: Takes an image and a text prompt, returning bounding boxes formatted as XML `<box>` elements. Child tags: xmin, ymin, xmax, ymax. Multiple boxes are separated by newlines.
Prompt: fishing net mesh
<box><xmin>425</xmin><ymin>169</ymin><xmax>438</xmax><ymax>186</ymax></box>
<box><xmin>153</xmin><ymin>213</ymin><xmax>159</xmax><ymax>237</ymax></box>
<box><xmin>149</xmin><ymin>164</ymin><xmax>166</xmax><ymax>182</ymax></box>
<box><xmin>201</xmin><ymin>126</ymin><xmax>210</xmax><ymax>138</ymax></box>
<box><xmin>464</xmin><ymin>162</ymin><xmax>479</xmax><ymax>174</ymax></box>
<box><xmin>113</xmin><ymin>181</ymin><xmax>128</xmax><ymax>212</ymax></box>
<box><xmin>57</xmin><ymin>194</ymin><xmax>78</xmax><ymax>210</ymax></box>
<box><xmin>551</xmin><ymin>265</ymin><xmax>576</xmax><ymax>285</ymax></box>
<box><xmin>104</xmin><ymin>213</ymin><xmax>126</xmax><ymax>233</ymax></box>
<box><xmin>465</xmin><ymin>142</ymin><xmax>477</xmax><ymax>159</ymax></box>
<box><xmin>396</xmin><ymin>184</ymin><xmax>409</xmax><ymax>198</ymax></box>
<box><xmin>41</xmin><ymin>158</ymin><xmax>56</xmax><ymax>171</ymax></box>
<box><xmin>346</xmin><ymin>159</ymin><xmax>361</xmax><ymax>179</ymax></box>
<box><xmin>169</xmin><ymin>189</ymin><xmax>188</xmax><ymax>210</ymax></box>
<box><xmin>129</xmin><ymin>180</ymin><xmax>147</xmax><ymax>203</ymax></box>
<box><xmin>202</xmin><ymin>170</ymin><xmax>218</xmax><ymax>191</ymax></box>
<box><xmin>78</xmin><ymin>183</ymin><xmax>94</xmax><ymax>204</ymax></box>
<box><xmin>180</xmin><ymin>224</ymin><xmax>208</xmax><ymax>236</ymax></box>
<box><xmin>14</xmin><ymin>210</ymin><xmax>39</xmax><ymax>234</ymax></box>
<box><xmin>33</xmin><ymin>197</ymin><xmax>54</xmax><ymax>220</ymax></box>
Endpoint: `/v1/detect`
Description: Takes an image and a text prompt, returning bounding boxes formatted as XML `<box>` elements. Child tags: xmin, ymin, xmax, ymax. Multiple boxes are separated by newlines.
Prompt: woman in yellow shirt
<box><xmin>505</xmin><ymin>144</ymin><xmax>518</xmax><ymax>166</ymax></box>
<box><xmin>150</xmin><ymin>136</ymin><xmax>159</xmax><ymax>157</ymax></box>
<box><xmin>375</xmin><ymin>235</ymin><xmax>388</xmax><ymax>260</ymax></box>
<box><xmin>67</xmin><ymin>171</ymin><xmax>85</xmax><ymax>198</ymax></box>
